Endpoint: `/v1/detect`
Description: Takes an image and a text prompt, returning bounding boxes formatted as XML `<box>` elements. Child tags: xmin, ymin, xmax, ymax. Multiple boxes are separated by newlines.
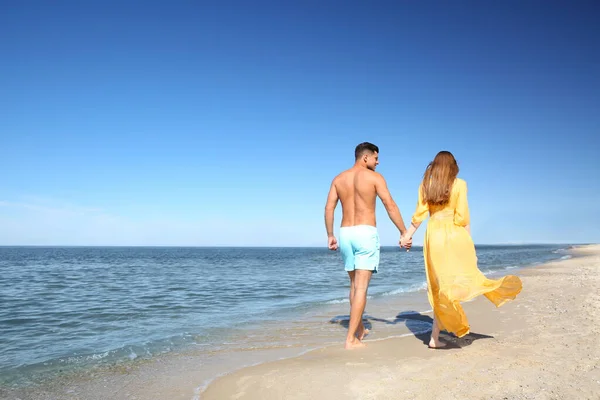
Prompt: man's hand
<box><xmin>400</xmin><ymin>235</ymin><xmax>412</xmax><ymax>251</ymax></box>
<box><xmin>328</xmin><ymin>236</ymin><xmax>338</xmax><ymax>251</ymax></box>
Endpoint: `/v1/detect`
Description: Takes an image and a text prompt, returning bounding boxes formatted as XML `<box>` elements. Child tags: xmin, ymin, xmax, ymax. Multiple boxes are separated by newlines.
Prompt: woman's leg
<box><xmin>429</xmin><ymin>316</ymin><xmax>446</xmax><ymax>348</ymax></box>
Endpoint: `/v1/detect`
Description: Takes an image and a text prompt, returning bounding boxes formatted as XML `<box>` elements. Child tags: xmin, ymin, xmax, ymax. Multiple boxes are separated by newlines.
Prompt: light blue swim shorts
<box><xmin>339</xmin><ymin>225</ymin><xmax>380</xmax><ymax>273</ymax></box>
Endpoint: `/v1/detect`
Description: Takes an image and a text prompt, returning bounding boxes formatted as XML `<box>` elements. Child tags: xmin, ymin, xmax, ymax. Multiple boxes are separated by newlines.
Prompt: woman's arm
<box><xmin>401</xmin><ymin>221</ymin><xmax>421</xmax><ymax>247</ymax></box>
<box><xmin>402</xmin><ymin>184</ymin><xmax>428</xmax><ymax>249</ymax></box>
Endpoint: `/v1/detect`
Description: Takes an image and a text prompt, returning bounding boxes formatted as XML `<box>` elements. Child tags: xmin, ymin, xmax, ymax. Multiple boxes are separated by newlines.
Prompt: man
<box><xmin>324</xmin><ymin>142</ymin><xmax>411</xmax><ymax>349</ymax></box>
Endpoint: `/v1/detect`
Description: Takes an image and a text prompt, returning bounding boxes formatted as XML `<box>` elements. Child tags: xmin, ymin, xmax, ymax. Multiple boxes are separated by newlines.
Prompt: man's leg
<box><xmin>348</xmin><ymin>270</ymin><xmax>355</xmax><ymax>303</ymax></box>
<box><xmin>345</xmin><ymin>269</ymin><xmax>372</xmax><ymax>349</ymax></box>
<box><xmin>348</xmin><ymin>271</ymin><xmax>368</xmax><ymax>340</ymax></box>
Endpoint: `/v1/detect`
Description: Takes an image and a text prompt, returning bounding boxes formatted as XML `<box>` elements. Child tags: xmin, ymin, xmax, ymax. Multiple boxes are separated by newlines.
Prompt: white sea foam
<box><xmin>325</xmin><ymin>298</ymin><xmax>349</xmax><ymax>304</ymax></box>
<box><xmin>325</xmin><ymin>295</ymin><xmax>373</xmax><ymax>304</ymax></box>
<box><xmin>380</xmin><ymin>281</ymin><xmax>427</xmax><ymax>297</ymax></box>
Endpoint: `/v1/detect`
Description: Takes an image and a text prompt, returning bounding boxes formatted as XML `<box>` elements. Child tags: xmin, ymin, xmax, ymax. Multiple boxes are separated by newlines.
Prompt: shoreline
<box><xmin>0</xmin><ymin>245</ymin><xmax>593</xmax><ymax>400</ymax></box>
<box><xmin>200</xmin><ymin>244</ymin><xmax>600</xmax><ymax>399</ymax></box>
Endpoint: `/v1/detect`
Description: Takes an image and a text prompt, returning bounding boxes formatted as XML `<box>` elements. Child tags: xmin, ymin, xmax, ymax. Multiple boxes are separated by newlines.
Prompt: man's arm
<box><xmin>324</xmin><ymin>180</ymin><xmax>339</xmax><ymax>249</ymax></box>
<box><xmin>374</xmin><ymin>173</ymin><xmax>407</xmax><ymax>235</ymax></box>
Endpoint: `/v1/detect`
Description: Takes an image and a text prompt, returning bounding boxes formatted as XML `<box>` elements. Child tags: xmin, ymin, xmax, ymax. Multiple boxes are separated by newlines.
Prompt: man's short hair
<box><xmin>355</xmin><ymin>142</ymin><xmax>379</xmax><ymax>160</ymax></box>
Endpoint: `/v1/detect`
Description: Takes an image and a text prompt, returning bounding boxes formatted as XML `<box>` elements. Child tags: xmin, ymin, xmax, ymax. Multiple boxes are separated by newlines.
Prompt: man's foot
<box><xmin>345</xmin><ymin>338</ymin><xmax>367</xmax><ymax>350</ymax></box>
<box><xmin>428</xmin><ymin>338</ymin><xmax>447</xmax><ymax>349</ymax></box>
<box><xmin>356</xmin><ymin>326</ymin><xmax>370</xmax><ymax>340</ymax></box>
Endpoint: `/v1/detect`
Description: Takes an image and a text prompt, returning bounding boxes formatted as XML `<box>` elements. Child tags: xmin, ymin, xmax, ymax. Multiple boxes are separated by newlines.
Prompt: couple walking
<box><xmin>324</xmin><ymin>142</ymin><xmax>522</xmax><ymax>350</ymax></box>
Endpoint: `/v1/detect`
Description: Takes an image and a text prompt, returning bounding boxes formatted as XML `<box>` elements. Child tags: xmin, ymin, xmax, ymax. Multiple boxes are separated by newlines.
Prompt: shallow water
<box><xmin>0</xmin><ymin>244</ymin><xmax>568</xmax><ymax>387</ymax></box>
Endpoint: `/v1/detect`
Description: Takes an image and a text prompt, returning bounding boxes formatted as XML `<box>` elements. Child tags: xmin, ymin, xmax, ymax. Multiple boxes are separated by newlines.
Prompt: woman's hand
<box><xmin>400</xmin><ymin>234</ymin><xmax>413</xmax><ymax>250</ymax></box>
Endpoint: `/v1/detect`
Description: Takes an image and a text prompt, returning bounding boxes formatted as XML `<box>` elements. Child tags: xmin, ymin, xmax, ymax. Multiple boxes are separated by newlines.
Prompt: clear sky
<box><xmin>1</xmin><ymin>1</ymin><xmax>598</xmax><ymax>246</ymax></box>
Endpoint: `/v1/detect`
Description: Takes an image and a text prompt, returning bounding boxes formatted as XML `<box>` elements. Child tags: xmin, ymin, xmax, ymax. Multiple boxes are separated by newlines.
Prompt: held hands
<box><xmin>328</xmin><ymin>235</ymin><xmax>338</xmax><ymax>251</ymax></box>
<box><xmin>328</xmin><ymin>234</ymin><xmax>411</xmax><ymax>251</ymax></box>
<box><xmin>400</xmin><ymin>234</ymin><xmax>413</xmax><ymax>251</ymax></box>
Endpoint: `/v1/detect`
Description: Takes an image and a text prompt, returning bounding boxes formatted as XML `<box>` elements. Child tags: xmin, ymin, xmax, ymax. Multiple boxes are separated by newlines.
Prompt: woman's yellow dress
<box><xmin>412</xmin><ymin>178</ymin><xmax>522</xmax><ymax>337</ymax></box>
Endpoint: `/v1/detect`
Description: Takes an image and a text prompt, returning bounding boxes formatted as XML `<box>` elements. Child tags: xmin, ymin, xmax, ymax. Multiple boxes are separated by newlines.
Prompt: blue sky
<box><xmin>0</xmin><ymin>1</ymin><xmax>598</xmax><ymax>246</ymax></box>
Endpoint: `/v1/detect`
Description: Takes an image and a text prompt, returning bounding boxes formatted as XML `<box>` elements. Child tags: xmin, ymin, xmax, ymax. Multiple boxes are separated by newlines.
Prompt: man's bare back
<box><xmin>332</xmin><ymin>167</ymin><xmax>379</xmax><ymax>227</ymax></box>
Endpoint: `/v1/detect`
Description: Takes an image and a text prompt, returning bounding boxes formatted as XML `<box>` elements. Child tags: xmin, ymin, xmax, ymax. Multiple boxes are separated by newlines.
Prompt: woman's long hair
<box><xmin>421</xmin><ymin>151</ymin><xmax>459</xmax><ymax>206</ymax></box>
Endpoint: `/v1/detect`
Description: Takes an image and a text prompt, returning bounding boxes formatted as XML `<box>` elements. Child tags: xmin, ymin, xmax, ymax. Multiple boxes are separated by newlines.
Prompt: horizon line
<box><xmin>0</xmin><ymin>243</ymin><xmax>587</xmax><ymax>248</ymax></box>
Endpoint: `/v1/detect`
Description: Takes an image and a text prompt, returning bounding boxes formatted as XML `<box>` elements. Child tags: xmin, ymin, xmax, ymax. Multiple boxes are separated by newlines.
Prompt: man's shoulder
<box><xmin>354</xmin><ymin>168</ymin><xmax>384</xmax><ymax>181</ymax></box>
<box><xmin>332</xmin><ymin>169</ymin><xmax>350</xmax><ymax>181</ymax></box>
<box><xmin>333</xmin><ymin>168</ymin><xmax>383</xmax><ymax>183</ymax></box>
<box><xmin>331</xmin><ymin>170</ymin><xmax>350</xmax><ymax>188</ymax></box>
<box><xmin>369</xmin><ymin>170</ymin><xmax>385</xmax><ymax>181</ymax></box>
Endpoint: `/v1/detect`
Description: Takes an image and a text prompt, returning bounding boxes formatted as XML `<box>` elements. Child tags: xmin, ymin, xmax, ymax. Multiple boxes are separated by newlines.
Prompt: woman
<box><xmin>401</xmin><ymin>151</ymin><xmax>522</xmax><ymax>348</ymax></box>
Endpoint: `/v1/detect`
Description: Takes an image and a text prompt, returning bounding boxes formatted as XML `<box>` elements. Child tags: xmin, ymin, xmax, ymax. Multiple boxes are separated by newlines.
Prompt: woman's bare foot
<box><xmin>345</xmin><ymin>338</ymin><xmax>367</xmax><ymax>350</ymax></box>
<box><xmin>428</xmin><ymin>338</ymin><xmax>447</xmax><ymax>349</ymax></box>
<box><xmin>428</xmin><ymin>317</ymin><xmax>445</xmax><ymax>348</ymax></box>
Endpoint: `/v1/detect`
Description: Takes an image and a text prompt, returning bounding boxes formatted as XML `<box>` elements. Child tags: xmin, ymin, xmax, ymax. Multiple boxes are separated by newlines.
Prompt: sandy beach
<box><xmin>201</xmin><ymin>245</ymin><xmax>600</xmax><ymax>400</ymax></box>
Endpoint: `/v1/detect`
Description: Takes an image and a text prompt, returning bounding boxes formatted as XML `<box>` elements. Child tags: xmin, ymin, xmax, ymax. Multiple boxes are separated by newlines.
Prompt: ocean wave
<box><xmin>63</xmin><ymin>351</ymin><xmax>111</xmax><ymax>364</ymax></box>
<box><xmin>325</xmin><ymin>298</ymin><xmax>349</xmax><ymax>304</ymax></box>
<box><xmin>380</xmin><ymin>282</ymin><xmax>427</xmax><ymax>296</ymax></box>
<box><xmin>325</xmin><ymin>295</ymin><xmax>373</xmax><ymax>305</ymax></box>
